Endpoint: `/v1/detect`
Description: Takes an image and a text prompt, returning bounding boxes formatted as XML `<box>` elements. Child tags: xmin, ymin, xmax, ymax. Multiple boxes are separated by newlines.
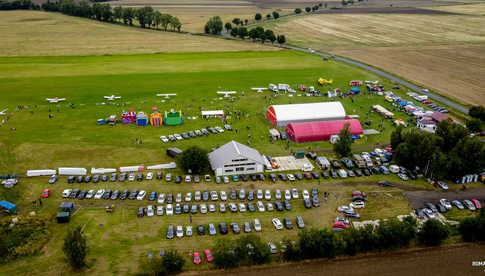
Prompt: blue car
<box><xmin>232</xmin><ymin>175</ymin><xmax>239</xmax><ymax>182</ymax></box>
<box><xmin>149</xmin><ymin>191</ymin><xmax>157</xmax><ymax>201</ymax></box>
<box><xmin>379</xmin><ymin>166</ymin><xmax>389</xmax><ymax>175</ymax></box>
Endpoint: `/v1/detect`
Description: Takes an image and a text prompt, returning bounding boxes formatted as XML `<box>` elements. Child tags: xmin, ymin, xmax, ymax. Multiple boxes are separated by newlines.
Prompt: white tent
<box><xmin>26</xmin><ymin>169</ymin><xmax>56</xmax><ymax>177</ymax></box>
<box><xmin>201</xmin><ymin>110</ymin><xmax>224</xmax><ymax>118</ymax></box>
<box><xmin>266</xmin><ymin>102</ymin><xmax>346</xmax><ymax>127</ymax></box>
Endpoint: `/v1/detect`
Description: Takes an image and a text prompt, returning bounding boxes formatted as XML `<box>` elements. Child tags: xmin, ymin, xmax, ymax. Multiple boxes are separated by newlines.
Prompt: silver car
<box><xmin>208</xmin><ymin>223</ymin><xmax>217</xmax><ymax>235</ymax></box>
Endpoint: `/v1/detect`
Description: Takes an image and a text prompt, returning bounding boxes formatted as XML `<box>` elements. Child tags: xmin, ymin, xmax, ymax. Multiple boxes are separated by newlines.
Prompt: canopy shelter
<box><xmin>0</xmin><ymin>200</ymin><xmax>17</xmax><ymax>214</ymax></box>
<box><xmin>201</xmin><ymin>110</ymin><xmax>224</xmax><ymax>118</ymax></box>
<box><xmin>266</xmin><ymin>102</ymin><xmax>346</xmax><ymax>127</ymax></box>
<box><xmin>286</xmin><ymin>119</ymin><xmax>363</xmax><ymax>143</ymax></box>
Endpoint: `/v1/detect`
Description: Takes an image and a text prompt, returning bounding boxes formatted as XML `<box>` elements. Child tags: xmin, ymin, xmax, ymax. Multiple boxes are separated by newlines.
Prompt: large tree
<box><xmin>204</xmin><ymin>16</ymin><xmax>223</xmax><ymax>34</ymax></box>
<box><xmin>333</xmin><ymin>123</ymin><xmax>352</xmax><ymax>157</ymax></box>
<box><xmin>178</xmin><ymin>146</ymin><xmax>210</xmax><ymax>174</ymax></box>
<box><xmin>63</xmin><ymin>226</ymin><xmax>87</xmax><ymax>269</ymax></box>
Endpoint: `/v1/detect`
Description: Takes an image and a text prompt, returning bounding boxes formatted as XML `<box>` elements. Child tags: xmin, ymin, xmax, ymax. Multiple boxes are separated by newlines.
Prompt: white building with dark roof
<box><xmin>209</xmin><ymin>140</ymin><xmax>265</xmax><ymax>176</ymax></box>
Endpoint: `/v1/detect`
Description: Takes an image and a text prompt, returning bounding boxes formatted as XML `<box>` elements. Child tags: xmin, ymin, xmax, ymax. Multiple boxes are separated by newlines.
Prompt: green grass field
<box><xmin>0</xmin><ymin>50</ymin><xmax>438</xmax><ymax>275</ymax></box>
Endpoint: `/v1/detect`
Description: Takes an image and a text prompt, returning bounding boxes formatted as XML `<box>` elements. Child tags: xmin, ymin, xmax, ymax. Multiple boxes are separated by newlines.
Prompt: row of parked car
<box><xmin>61</xmin><ymin>187</ymin><xmax>318</xmax><ymax>203</ymax></box>
<box><xmin>415</xmin><ymin>198</ymin><xmax>482</xmax><ymax>219</ymax></box>
<box><xmin>160</xmin><ymin>124</ymin><xmax>232</xmax><ymax>143</ymax></box>
<box><xmin>166</xmin><ymin>218</ymin><xmax>263</xmax><ymax>239</ymax></box>
<box><xmin>335</xmin><ymin>191</ymin><xmax>368</xmax><ymax>228</ymax></box>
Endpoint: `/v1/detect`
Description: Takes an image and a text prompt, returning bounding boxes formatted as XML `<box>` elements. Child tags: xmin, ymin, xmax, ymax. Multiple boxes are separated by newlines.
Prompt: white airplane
<box><xmin>46</xmin><ymin>97</ymin><xmax>66</xmax><ymax>103</ymax></box>
<box><xmin>216</xmin><ymin>91</ymin><xmax>237</xmax><ymax>98</ymax></box>
<box><xmin>251</xmin><ymin>88</ymin><xmax>268</xmax><ymax>93</ymax></box>
<box><xmin>156</xmin><ymin>93</ymin><xmax>177</xmax><ymax>99</ymax></box>
<box><xmin>104</xmin><ymin>95</ymin><xmax>121</xmax><ymax>101</ymax></box>
<box><xmin>0</xmin><ymin>108</ymin><xmax>7</xmax><ymax>115</ymax></box>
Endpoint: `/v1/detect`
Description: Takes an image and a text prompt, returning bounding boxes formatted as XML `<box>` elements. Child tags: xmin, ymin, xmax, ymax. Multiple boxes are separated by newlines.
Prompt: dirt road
<box><xmin>204</xmin><ymin>243</ymin><xmax>485</xmax><ymax>276</ymax></box>
<box><xmin>404</xmin><ymin>188</ymin><xmax>485</xmax><ymax>209</ymax></box>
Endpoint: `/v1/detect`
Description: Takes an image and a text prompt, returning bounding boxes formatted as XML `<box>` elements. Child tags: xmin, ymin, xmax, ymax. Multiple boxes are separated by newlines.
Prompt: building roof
<box><xmin>431</xmin><ymin>111</ymin><xmax>449</xmax><ymax>122</ymax></box>
<box><xmin>209</xmin><ymin>141</ymin><xmax>264</xmax><ymax>169</ymax></box>
<box><xmin>267</xmin><ymin>102</ymin><xmax>346</xmax><ymax>126</ymax></box>
<box><xmin>286</xmin><ymin>119</ymin><xmax>363</xmax><ymax>143</ymax></box>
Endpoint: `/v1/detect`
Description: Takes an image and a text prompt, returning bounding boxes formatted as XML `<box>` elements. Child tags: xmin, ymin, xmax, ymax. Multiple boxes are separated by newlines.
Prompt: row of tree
<box><xmin>392</xmin><ymin>120</ymin><xmax>485</xmax><ymax>181</ymax></box>
<box><xmin>204</xmin><ymin>16</ymin><xmax>286</xmax><ymax>44</ymax></box>
<box><xmin>295</xmin><ymin>3</ymin><xmax>326</xmax><ymax>14</ymax></box>
<box><xmin>1</xmin><ymin>0</ymin><xmax>182</xmax><ymax>32</ymax></box>
<box><xmin>213</xmin><ymin>217</ymin><xmax>451</xmax><ymax>269</ymax></box>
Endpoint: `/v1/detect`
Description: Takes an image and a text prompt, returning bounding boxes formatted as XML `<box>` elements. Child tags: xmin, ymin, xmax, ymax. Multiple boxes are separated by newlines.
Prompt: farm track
<box><xmin>205</xmin><ymin>242</ymin><xmax>485</xmax><ymax>276</ymax></box>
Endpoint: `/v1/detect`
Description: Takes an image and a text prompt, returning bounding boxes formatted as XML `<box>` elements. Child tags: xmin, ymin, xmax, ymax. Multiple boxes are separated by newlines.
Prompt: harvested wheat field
<box><xmin>333</xmin><ymin>44</ymin><xmax>485</xmax><ymax>106</ymax></box>
<box><xmin>266</xmin><ymin>11</ymin><xmax>485</xmax><ymax>105</ymax></box>
<box><xmin>0</xmin><ymin>10</ymin><xmax>276</xmax><ymax>56</ymax></box>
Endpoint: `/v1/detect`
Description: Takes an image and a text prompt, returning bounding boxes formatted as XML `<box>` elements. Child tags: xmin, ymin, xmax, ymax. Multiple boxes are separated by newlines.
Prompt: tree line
<box><xmin>391</xmin><ymin>120</ymin><xmax>485</xmax><ymax>181</ymax></box>
<box><xmin>212</xmin><ymin>216</ymin><xmax>452</xmax><ymax>269</ymax></box>
<box><xmin>1</xmin><ymin>0</ymin><xmax>182</xmax><ymax>32</ymax></box>
<box><xmin>205</xmin><ymin>16</ymin><xmax>286</xmax><ymax>45</ymax></box>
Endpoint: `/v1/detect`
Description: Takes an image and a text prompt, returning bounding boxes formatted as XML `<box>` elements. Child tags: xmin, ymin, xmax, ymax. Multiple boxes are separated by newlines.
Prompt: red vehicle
<box><xmin>422</xmin><ymin>100</ymin><xmax>431</xmax><ymax>104</ymax></box>
<box><xmin>42</xmin><ymin>189</ymin><xmax>50</xmax><ymax>198</ymax></box>
<box><xmin>471</xmin><ymin>199</ymin><xmax>482</xmax><ymax>209</ymax></box>
<box><xmin>204</xmin><ymin>249</ymin><xmax>214</xmax><ymax>262</ymax></box>
<box><xmin>333</xmin><ymin>221</ymin><xmax>349</xmax><ymax>229</ymax></box>
<box><xmin>304</xmin><ymin>173</ymin><xmax>312</xmax><ymax>180</ymax></box>
<box><xmin>351</xmin><ymin>191</ymin><xmax>367</xmax><ymax>198</ymax></box>
<box><xmin>193</xmin><ymin>252</ymin><xmax>202</xmax><ymax>264</ymax></box>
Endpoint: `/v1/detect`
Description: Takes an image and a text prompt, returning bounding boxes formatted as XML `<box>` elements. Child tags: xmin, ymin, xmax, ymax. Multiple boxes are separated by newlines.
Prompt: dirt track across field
<box><xmin>404</xmin><ymin>188</ymin><xmax>485</xmax><ymax>209</ymax></box>
<box><xmin>203</xmin><ymin>243</ymin><xmax>485</xmax><ymax>276</ymax></box>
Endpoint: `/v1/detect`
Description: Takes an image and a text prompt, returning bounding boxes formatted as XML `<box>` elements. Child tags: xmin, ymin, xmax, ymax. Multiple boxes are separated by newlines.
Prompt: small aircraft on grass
<box><xmin>156</xmin><ymin>93</ymin><xmax>177</xmax><ymax>99</ymax></box>
<box><xmin>46</xmin><ymin>97</ymin><xmax>66</xmax><ymax>103</ymax></box>
<box><xmin>104</xmin><ymin>95</ymin><xmax>121</xmax><ymax>101</ymax></box>
<box><xmin>0</xmin><ymin>108</ymin><xmax>7</xmax><ymax>115</ymax></box>
<box><xmin>216</xmin><ymin>91</ymin><xmax>237</xmax><ymax>98</ymax></box>
<box><xmin>251</xmin><ymin>88</ymin><xmax>268</xmax><ymax>93</ymax></box>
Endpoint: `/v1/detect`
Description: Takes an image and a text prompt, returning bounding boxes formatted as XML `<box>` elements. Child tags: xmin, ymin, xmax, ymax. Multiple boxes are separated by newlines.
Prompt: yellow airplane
<box><xmin>318</xmin><ymin>78</ymin><xmax>333</xmax><ymax>85</ymax></box>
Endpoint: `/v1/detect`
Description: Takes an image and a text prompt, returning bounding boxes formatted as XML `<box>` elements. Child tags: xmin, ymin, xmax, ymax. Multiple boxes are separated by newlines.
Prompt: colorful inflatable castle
<box><xmin>150</xmin><ymin>107</ymin><xmax>162</xmax><ymax>126</ymax></box>
<box><xmin>163</xmin><ymin>109</ymin><xmax>183</xmax><ymax>126</ymax></box>
<box><xmin>121</xmin><ymin>109</ymin><xmax>136</xmax><ymax>124</ymax></box>
<box><xmin>136</xmin><ymin>112</ymin><xmax>148</xmax><ymax>126</ymax></box>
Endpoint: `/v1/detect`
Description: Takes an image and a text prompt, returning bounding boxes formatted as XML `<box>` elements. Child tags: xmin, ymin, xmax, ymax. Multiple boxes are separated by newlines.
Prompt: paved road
<box><xmin>220</xmin><ymin>30</ymin><xmax>468</xmax><ymax>114</ymax></box>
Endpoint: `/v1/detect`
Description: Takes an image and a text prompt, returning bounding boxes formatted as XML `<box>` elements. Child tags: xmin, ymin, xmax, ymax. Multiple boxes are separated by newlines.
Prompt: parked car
<box><xmin>219</xmin><ymin>222</ymin><xmax>228</xmax><ymax>235</ymax></box>
<box><xmin>42</xmin><ymin>189</ymin><xmax>51</xmax><ymax>198</ymax></box>
<box><xmin>471</xmin><ymin>199</ymin><xmax>482</xmax><ymax>209</ymax></box>
<box><xmin>439</xmin><ymin>199</ymin><xmax>452</xmax><ymax>210</ymax></box>
<box><xmin>463</xmin><ymin>200</ymin><xmax>476</xmax><ymax>211</ymax></box>
<box><xmin>452</xmin><ymin>200</ymin><xmax>464</xmax><ymax>210</ymax></box>
<box><xmin>272</xmin><ymin>218</ymin><xmax>283</xmax><ymax>230</ymax></box>
<box><xmin>283</xmin><ymin>218</ymin><xmax>293</xmax><ymax>229</ymax></box>
<box><xmin>48</xmin><ymin>175</ymin><xmax>58</xmax><ymax>184</ymax></box>
<box><xmin>204</xmin><ymin>249</ymin><xmax>214</xmax><ymax>262</ymax></box>
<box><xmin>137</xmin><ymin>190</ymin><xmax>146</xmax><ymax>200</ymax></box>
<box><xmin>254</xmin><ymin>219</ymin><xmax>262</xmax><ymax>232</ymax></box>
<box><xmin>176</xmin><ymin>226</ymin><xmax>184</xmax><ymax>238</ymax></box>
<box><xmin>296</xmin><ymin>216</ymin><xmax>305</xmax><ymax>229</ymax></box>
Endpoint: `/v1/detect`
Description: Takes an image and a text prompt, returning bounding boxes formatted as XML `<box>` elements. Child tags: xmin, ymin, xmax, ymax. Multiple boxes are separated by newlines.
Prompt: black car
<box><xmin>110</xmin><ymin>173</ymin><xmax>117</xmax><ymax>182</ymax></box>
<box><xmin>103</xmin><ymin>190</ymin><xmax>112</xmax><ymax>199</ymax></box>
<box><xmin>321</xmin><ymin>171</ymin><xmax>329</xmax><ymax>179</ymax></box>
<box><xmin>230</xmin><ymin>189</ymin><xmax>237</xmax><ymax>200</ymax></box>
<box><xmin>191</xmin><ymin>204</ymin><xmax>198</xmax><ymax>214</ymax></box>
<box><xmin>269</xmin><ymin>173</ymin><xmax>276</xmax><ymax>182</ymax></box>
<box><xmin>156</xmin><ymin>172</ymin><xmax>163</xmax><ymax>179</ymax></box>
<box><xmin>415</xmin><ymin>208</ymin><xmax>425</xmax><ymax>219</ymax></box>
<box><xmin>312</xmin><ymin>197</ymin><xmax>320</xmax><ymax>207</ymax></box>
<box><xmin>101</xmin><ymin>175</ymin><xmax>108</xmax><ymax>182</ymax></box>
<box><xmin>275</xmin><ymin>201</ymin><xmax>283</xmax><ymax>211</ymax></box>
<box><xmin>92</xmin><ymin>175</ymin><xmax>100</xmax><ymax>183</ymax></box>
<box><xmin>76</xmin><ymin>176</ymin><xmax>84</xmax><ymax>183</ymax></box>
<box><xmin>70</xmin><ymin>189</ymin><xmax>80</xmax><ymax>199</ymax></box>
<box><xmin>241</xmin><ymin>174</ymin><xmax>248</xmax><ymax>182</ymax></box>
<box><xmin>284</xmin><ymin>218</ymin><xmax>293</xmax><ymax>229</ymax></box>
<box><xmin>377</xmin><ymin>180</ymin><xmax>394</xmax><ymax>187</ymax></box>
<box><xmin>424</xmin><ymin>202</ymin><xmax>438</xmax><ymax>213</ymax></box>
<box><xmin>258</xmin><ymin>174</ymin><xmax>266</xmax><ymax>181</ymax></box>
<box><xmin>247</xmin><ymin>202</ymin><xmax>255</xmax><ymax>212</ymax></box>
<box><xmin>138</xmin><ymin>207</ymin><xmax>145</xmax><ymax>218</ymax></box>
<box><xmin>166</xmin><ymin>194</ymin><xmax>173</xmax><ymax>204</ymax></box>
<box><xmin>175</xmin><ymin>175</ymin><xmax>182</xmax><ymax>183</ymax></box>
<box><xmin>68</xmin><ymin>175</ymin><xmax>75</xmax><ymax>183</ymax></box>
<box><xmin>304</xmin><ymin>199</ymin><xmax>312</xmax><ymax>209</ymax></box>
<box><xmin>166</xmin><ymin>225</ymin><xmax>174</xmax><ymax>238</ymax></box>
<box><xmin>203</xmin><ymin>190</ymin><xmax>210</xmax><ymax>201</ymax></box>
<box><xmin>175</xmin><ymin>204</ymin><xmax>182</xmax><ymax>215</ymax></box>
<box><xmin>250</xmin><ymin>174</ymin><xmax>258</xmax><ymax>181</ymax></box>
<box><xmin>363</xmin><ymin>169</ymin><xmax>371</xmax><ymax>176</ymax></box>
<box><xmin>83</xmin><ymin>175</ymin><xmax>91</xmax><ymax>183</ymax></box>
<box><xmin>219</xmin><ymin>223</ymin><xmax>228</xmax><ymax>235</ymax></box>
<box><xmin>78</xmin><ymin>190</ymin><xmax>88</xmax><ymax>200</ymax></box>
<box><xmin>354</xmin><ymin>169</ymin><xmax>362</xmax><ymax>177</ymax></box>
<box><xmin>183</xmin><ymin>204</ymin><xmax>190</xmax><ymax>213</ymax></box>
<box><xmin>129</xmin><ymin>189</ymin><xmax>139</xmax><ymax>200</ymax></box>
<box><xmin>279</xmin><ymin>174</ymin><xmax>287</xmax><ymax>181</ymax></box>
<box><xmin>284</xmin><ymin>200</ymin><xmax>292</xmax><ymax>211</ymax></box>
<box><xmin>248</xmin><ymin>191</ymin><xmax>254</xmax><ymax>201</ymax></box>
<box><xmin>311</xmin><ymin>187</ymin><xmax>318</xmax><ymax>197</ymax></box>
<box><xmin>120</xmin><ymin>189</ymin><xmax>129</xmax><ymax>200</ymax></box>
<box><xmin>372</xmin><ymin>167</ymin><xmax>380</xmax><ymax>174</ymax></box>
<box><xmin>231</xmin><ymin>223</ymin><xmax>241</xmax><ymax>234</ymax></box>
<box><xmin>197</xmin><ymin>225</ymin><xmax>205</xmax><ymax>235</ymax></box>
<box><xmin>295</xmin><ymin>173</ymin><xmax>303</xmax><ymax>180</ymax></box>
<box><xmin>311</xmin><ymin>172</ymin><xmax>320</xmax><ymax>179</ymax></box>
<box><xmin>111</xmin><ymin>190</ymin><xmax>120</xmax><ymax>200</ymax></box>
<box><xmin>330</xmin><ymin>169</ymin><xmax>338</xmax><ymax>178</ymax></box>
<box><xmin>137</xmin><ymin>173</ymin><xmax>143</xmax><ymax>181</ymax></box>
<box><xmin>188</xmin><ymin>131</ymin><xmax>196</xmax><ymax>138</ymax></box>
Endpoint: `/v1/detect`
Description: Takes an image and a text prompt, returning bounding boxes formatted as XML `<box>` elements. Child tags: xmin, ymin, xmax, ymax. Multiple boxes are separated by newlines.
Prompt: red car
<box><xmin>422</xmin><ymin>100</ymin><xmax>431</xmax><ymax>104</ymax></box>
<box><xmin>193</xmin><ymin>252</ymin><xmax>201</xmax><ymax>264</ymax></box>
<box><xmin>42</xmin><ymin>189</ymin><xmax>50</xmax><ymax>198</ymax></box>
<box><xmin>304</xmin><ymin>173</ymin><xmax>312</xmax><ymax>180</ymax></box>
<box><xmin>333</xmin><ymin>221</ymin><xmax>350</xmax><ymax>229</ymax></box>
<box><xmin>204</xmin><ymin>249</ymin><xmax>214</xmax><ymax>262</ymax></box>
<box><xmin>471</xmin><ymin>199</ymin><xmax>482</xmax><ymax>209</ymax></box>
<box><xmin>352</xmin><ymin>191</ymin><xmax>367</xmax><ymax>198</ymax></box>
